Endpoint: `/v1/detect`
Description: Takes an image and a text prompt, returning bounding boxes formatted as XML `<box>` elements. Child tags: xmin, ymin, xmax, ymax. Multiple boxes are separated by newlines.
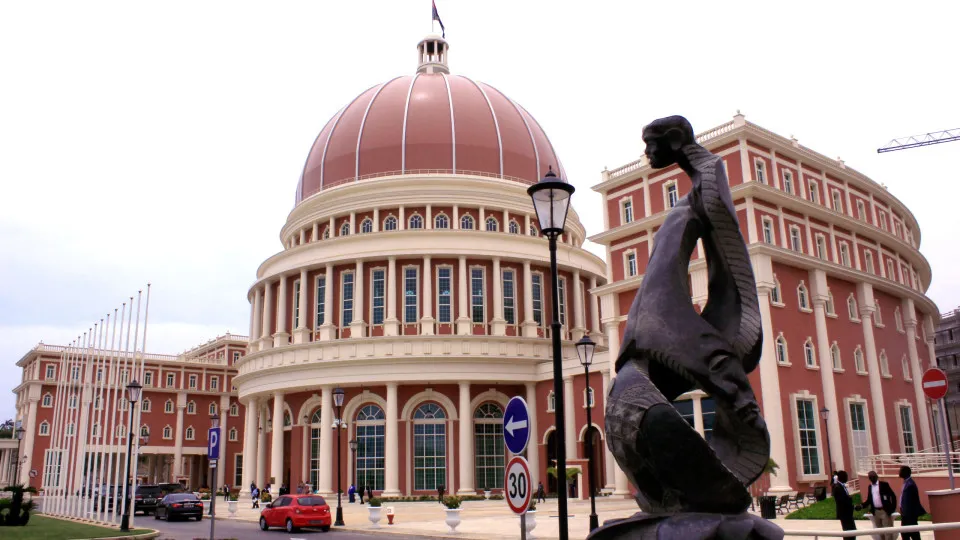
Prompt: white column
<box><xmin>312</xmin><ymin>222</ymin><xmax>318</xmax><ymax>242</ymax></box>
<box><xmin>563</xmin><ymin>376</ymin><xmax>577</xmax><ymax>459</ymax></box>
<box><xmin>426</xmin><ymin>205</ymin><xmax>433</xmax><ymax>229</ymax></box>
<box><xmin>350</xmin><ymin>260</ymin><xmax>366</xmax><ymax>337</ymax></box>
<box><xmin>453</xmin><ymin>205</ymin><xmax>460</xmax><ymax>229</ymax></box>
<box><xmin>319</xmin><ymin>386</ymin><xmax>334</xmax><ymax>494</ymax></box>
<box><xmin>757</xmin><ymin>285</ymin><xmax>792</xmax><ymax>491</ymax></box>
<box><xmin>19</xmin><ymin>399</ymin><xmax>38</xmax><ymax>484</ymax></box>
<box><xmin>491</xmin><ymin>257</ymin><xmax>506</xmax><ymax>335</ymax></box>
<box><xmin>248</xmin><ymin>293</ymin><xmax>256</xmax><ymax>348</ymax></box>
<box><xmin>174</xmin><ymin>394</ymin><xmax>186</xmax><ymax>478</ymax></box>
<box><xmin>385</xmin><ymin>257</ymin><xmax>399</xmax><ymax>336</ymax></box>
<box><xmin>811</xmin><ymin>269</ymin><xmax>844</xmax><ymax>471</ymax></box>
<box><xmin>318</xmin><ymin>263</ymin><xmax>335</xmax><ymax>340</ymax></box>
<box><xmin>350</xmin><ymin>212</ymin><xmax>356</xmax><ymax>234</ymax></box>
<box><xmin>253</xmin><ymin>287</ymin><xmax>263</xmax><ymax>350</ymax></box>
<box><xmin>903</xmin><ymin>299</ymin><xmax>933</xmax><ymax>450</ymax></box>
<box><xmin>858</xmin><ymin>283</ymin><xmax>891</xmax><ymax>454</ymax></box>
<box><xmin>601</xmin><ymin>371</ymin><xmax>615</xmax><ymax>490</ymax></box>
<box><xmin>241</xmin><ymin>398</ymin><xmax>257</xmax><ymax>496</ymax></box>
<box><xmin>271</xmin><ymin>393</ymin><xmax>284</xmax><ymax>485</ymax></box>
<box><xmin>384</xmin><ymin>383</ymin><xmax>400</xmax><ymax>496</ymax></box>
<box><xmin>589</xmin><ymin>277</ymin><xmax>600</xmax><ymax>339</ymax></box>
<box><xmin>373</xmin><ymin>208</ymin><xmax>380</xmax><ymax>232</ymax></box>
<box><xmin>218</xmin><ymin>395</ymin><xmax>229</xmax><ymax>487</ymax></box>
<box><xmin>524</xmin><ymin>214</ymin><xmax>530</xmax><ymax>235</ymax></box>
<box><xmin>294</xmin><ymin>269</ymin><xmax>310</xmax><ymax>344</ymax></box>
<box><xmin>256</xmin><ymin>404</ymin><xmax>267</xmax><ymax>487</ymax></box>
<box><xmin>274</xmin><ymin>276</ymin><xmax>289</xmax><ymax>347</ymax></box>
<box><xmin>522</xmin><ymin>261</ymin><xmax>537</xmax><ymax>337</ymax></box>
<box><xmin>456</xmin><ymin>256</ymin><xmax>471</xmax><ymax>335</ymax></box>
<box><xmin>329</xmin><ymin>216</ymin><xmax>335</xmax><ymax>237</ymax></box>
<box><xmin>261</xmin><ymin>281</ymin><xmax>274</xmax><ymax>350</ymax></box>
<box><xmin>525</xmin><ymin>382</ymin><xmax>540</xmax><ymax>487</ymax></box>
<box><xmin>399</xmin><ymin>206</ymin><xmax>405</xmax><ymax>230</ymax></box>
<box><xmin>421</xmin><ymin>256</ymin><xmax>435</xmax><ymax>335</ymax></box>
<box><xmin>457</xmin><ymin>382</ymin><xmax>474</xmax><ymax>494</ymax></box>
<box><xmin>573</xmin><ymin>270</ymin><xmax>586</xmax><ymax>340</ymax></box>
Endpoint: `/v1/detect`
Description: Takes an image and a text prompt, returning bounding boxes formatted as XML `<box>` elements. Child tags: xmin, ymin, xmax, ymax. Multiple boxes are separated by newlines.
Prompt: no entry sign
<box><xmin>504</xmin><ymin>456</ymin><xmax>532</xmax><ymax>514</ymax></box>
<box><xmin>922</xmin><ymin>368</ymin><xmax>949</xmax><ymax>401</ymax></box>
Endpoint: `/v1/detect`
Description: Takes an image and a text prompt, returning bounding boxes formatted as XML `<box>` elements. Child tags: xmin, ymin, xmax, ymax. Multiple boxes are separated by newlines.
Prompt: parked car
<box><xmin>158</xmin><ymin>482</ymin><xmax>186</xmax><ymax>496</ymax></box>
<box><xmin>259</xmin><ymin>494</ymin><xmax>331</xmax><ymax>533</ymax></box>
<box><xmin>135</xmin><ymin>484</ymin><xmax>163</xmax><ymax>515</ymax></box>
<box><xmin>154</xmin><ymin>492</ymin><xmax>204</xmax><ymax>521</ymax></box>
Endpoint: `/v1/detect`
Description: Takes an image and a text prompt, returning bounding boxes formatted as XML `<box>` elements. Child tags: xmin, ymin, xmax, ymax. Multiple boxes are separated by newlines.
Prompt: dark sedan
<box><xmin>154</xmin><ymin>493</ymin><xmax>204</xmax><ymax>521</ymax></box>
<box><xmin>135</xmin><ymin>485</ymin><xmax>163</xmax><ymax>515</ymax></box>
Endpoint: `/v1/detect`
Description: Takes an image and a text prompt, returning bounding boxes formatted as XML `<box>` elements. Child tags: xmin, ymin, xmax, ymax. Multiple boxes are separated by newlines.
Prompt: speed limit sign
<box><xmin>504</xmin><ymin>456</ymin><xmax>531</xmax><ymax>514</ymax></box>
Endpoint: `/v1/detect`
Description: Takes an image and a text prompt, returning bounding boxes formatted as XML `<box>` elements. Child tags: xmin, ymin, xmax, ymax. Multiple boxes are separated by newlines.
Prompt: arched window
<box><xmin>902</xmin><ymin>355</ymin><xmax>912</xmax><ymax>380</ymax></box>
<box><xmin>142</xmin><ymin>398</ymin><xmax>151</xmax><ymax>412</ymax></box>
<box><xmin>460</xmin><ymin>215</ymin><xmax>475</xmax><ymax>230</ymax></box>
<box><xmin>776</xmin><ymin>335</ymin><xmax>788</xmax><ymax>365</ymax></box>
<box><xmin>434</xmin><ymin>214</ymin><xmax>449</xmax><ymax>229</ymax></box>
<box><xmin>474</xmin><ymin>403</ymin><xmax>505</xmax><ymax>491</ymax></box>
<box><xmin>804</xmin><ymin>340</ymin><xmax>816</xmax><ymax>367</ymax></box>
<box><xmin>186</xmin><ymin>401</ymin><xmax>196</xmax><ymax>414</ymax></box>
<box><xmin>771</xmin><ymin>276</ymin><xmax>783</xmax><ymax>305</ymax></box>
<box><xmin>847</xmin><ymin>295</ymin><xmax>859</xmax><ymax>320</ymax></box>
<box><xmin>895</xmin><ymin>307</ymin><xmax>903</xmax><ymax>332</ymax></box>
<box><xmin>163</xmin><ymin>425</ymin><xmax>172</xmax><ymax>440</ymax></box>
<box><xmin>322</xmin><ymin>227</ymin><xmax>330</xmax><ymax>239</ymax></box>
<box><xmin>529</xmin><ymin>224</ymin><xmax>539</xmax><ymax>236</ymax></box>
<box><xmin>797</xmin><ymin>282</ymin><xmax>810</xmax><ymax>310</ymax></box>
<box><xmin>508</xmin><ymin>220</ymin><xmax>520</xmax><ymax>234</ymax></box>
<box><xmin>42</xmin><ymin>393</ymin><xmax>52</xmax><ymax>407</ymax></box>
<box><xmin>880</xmin><ymin>351</ymin><xmax>890</xmax><ymax>376</ymax></box>
<box><xmin>185</xmin><ymin>426</ymin><xmax>195</xmax><ymax>440</ymax></box>
<box><xmin>409</xmin><ymin>214</ymin><xmax>424</xmax><ymax>229</ymax></box>
<box><xmin>309</xmin><ymin>408</ymin><xmax>323</xmax><ymax>489</ymax></box>
<box><xmin>874</xmin><ymin>301</ymin><xmax>883</xmax><ymax>326</ymax></box>
<box><xmin>66</xmin><ymin>423</ymin><xmax>75</xmax><ymax>436</ymax></box>
<box><xmin>360</xmin><ymin>218</ymin><xmax>373</xmax><ymax>233</ymax></box>
<box><xmin>209</xmin><ymin>402</ymin><xmax>217</xmax><ymax>416</ymax></box>
<box><xmin>413</xmin><ymin>403</ymin><xmax>446</xmax><ymax>491</ymax></box>
<box><xmin>230</xmin><ymin>402</ymin><xmax>239</xmax><ymax>416</ymax></box>
<box><xmin>485</xmin><ymin>217</ymin><xmax>499</xmax><ymax>232</ymax></box>
<box><xmin>39</xmin><ymin>421</ymin><xmax>50</xmax><ymax>436</ymax></box>
<box><xmin>383</xmin><ymin>216</ymin><xmax>398</xmax><ymax>231</ymax></box>
<box><xmin>283</xmin><ymin>411</ymin><xmax>292</xmax><ymax>427</ymax></box>
<box><xmin>855</xmin><ymin>347</ymin><xmax>866</xmax><ymax>373</ymax></box>
<box><xmin>826</xmin><ymin>291</ymin><xmax>836</xmax><ymax>315</ymax></box>
<box><xmin>340</xmin><ymin>222</ymin><xmax>351</xmax><ymax>236</ymax></box>
<box><xmin>356</xmin><ymin>405</ymin><xmax>385</xmax><ymax>490</ymax></box>
<box><xmin>831</xmin><ymin>343</ymin><xmax>842</xmax><ymax>371</ymax></box>
<box><xmin>229</xmin><ymin>427</ymin><xmax>238</xmax><ymax>441</ymax></box>
<box><xmin>547</xmin><ymin>391</ymin><xmax>556</xmax><ymax>412</ymax></box>
<box><xmin>140</xmin><ymin>425</ymin><xmax>149</xmax><ymax>437</ymax></box>
<box><xmin>165</xmin><ymin>399</ymin><xmax>174</xmax><ymax>414</ymax></box>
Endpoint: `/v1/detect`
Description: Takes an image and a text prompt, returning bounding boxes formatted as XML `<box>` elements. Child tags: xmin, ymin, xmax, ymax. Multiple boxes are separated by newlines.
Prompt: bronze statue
<box><xmin>590</xmin><ymin>116</ymin><xmax>781</xmax><ymax>540</ymax></box>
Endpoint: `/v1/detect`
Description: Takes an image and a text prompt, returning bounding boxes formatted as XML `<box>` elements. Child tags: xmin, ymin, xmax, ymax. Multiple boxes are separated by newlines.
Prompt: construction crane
<box><xmin>877</xmin><ymin>128</ymin><xmax>960</xmax><ymax>153</ymax></box>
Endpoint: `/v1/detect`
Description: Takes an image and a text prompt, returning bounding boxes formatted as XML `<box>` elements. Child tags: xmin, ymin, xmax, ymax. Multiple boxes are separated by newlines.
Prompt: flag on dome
<box><xmin>432</xmin><ymin>0</ymin><xmax>445</xmax><ymax>38</ymax></box>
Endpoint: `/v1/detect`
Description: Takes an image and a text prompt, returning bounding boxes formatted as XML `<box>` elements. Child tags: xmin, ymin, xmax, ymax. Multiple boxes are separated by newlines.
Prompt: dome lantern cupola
<box><xmin>417</xmin><ymin>34</ymin><xmax>449</xmax><ymax>74</ymax></box>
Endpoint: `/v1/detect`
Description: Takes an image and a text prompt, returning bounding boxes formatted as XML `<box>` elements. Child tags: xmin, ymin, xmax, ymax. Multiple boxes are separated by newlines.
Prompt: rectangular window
<box><xmin>188</xmin><ymin>374</ymin><xmax>198</xmax><ymax>389</ymax></box>
<box><xmin>42</xmin><ymin>449</ymin><xmax>64</xmax><ymax>489</ymax></box>
<box><xmin>816</xmin><ymin>235</ymin><xmax>827</xmax><ymax>260</ymax></box>
<box><xmin>437</xmin><ymin>267</ymin><xmax>452</xmax><ymax>324</ymax></box>
<box><xmin>72</xmin><ymin>366</ymin><xmax>81</xmax><ymax>380</ymax></box>
<box><xmin>470</xmin><ymin>268</ymin><xmax>485</xmax><ymax>324</ymax></box>
<box><xmin>762</xmin><ymin>218</ymin><xmax>774</xmax><ymax>244</ymax></box>
<box><xmin>234</xmin><ymin>454</ymin><xmax>243</xmax><ymax>487</ymax></box>
<box><xmin>886</xmin><ymin>260</ymin><xmax>896</xmax><ymax>280</ymax></box>
<box><xmin>626</xmin><ymin>252</ymin><xmax>638</xmax><ymax>277</ymax></box>
<box><xmin>865</xmin><ymin>252</ymin><xmax>875</xmax><ymax>274</ymax></box>
<box><xmin>796</xmin><ymin>399</ymin><xmax>821</xmax><ymax>475</ymax></box>
<box><xmin>341</xmin><ymin>272</ymin><xmax>354</xmax><ymax>326</ymax></box>
<box><xmin>502</xmin><ymin>269</ymin><xmax>516</xmax><ymax>325</ymax></box>
<box><xmin>233</xmin><ymin>351</ymin><xmax>241</xmax><ymax>362</ymax></box>
<box><xmin>315</xmin><ymin>275</ymin><xmax>326</xmax><ymax>327</ymax></box>
<box><xmin>831</xmin><ymin>190</ymin><xmax>843</xmax><ymax>212</ymax></box>
<box><xmin>371</xmin><ymin>269</ymin><xmax>386</xmax><ymax>325</ymax></box>
<box><xmin>292</xmin><ymin>279</ymin><xmax>301</xmax><ymax>328</ymax></box>
<box><xmin>210</xmin><ymin>376</ymin><xmax>219</xmax><ymax>390</ymax></box>
<box><xmin>532</xmin><ymin>274</ymin><xmax>543</xmax><ymax>326</ymax></box>
<box><xmin>666</xmin><ymin>183</ymin><xmax>679</xmax><ymax>208</ymax></box>
<box><xmin>755</xmin><ymin>159</ymin><xmax>766</xmax><ymax>184</ymax></box>
<box><xmin>622</xmin><ymin>199</ymin><xmax>633</xmax><ymax>224</ymax></box>
<box><xmin>849</xmin><ymin>403</ymin><xmax>870</xmax><ymax>474</ymax></box>
<box><xmin>45</xmin><ymin>365</ymin><xmax>55</xmax><ymax>379</ymax></box>
<box><xmin>782</xmin><ymin>170</ymin><xmax>794</xmax><ymax>194</ymax></box>
<box><xmin>789</xmin><ymin>226</ymin><xmax>802</xmax><ymax>252</ymax></box>
<box><xmin>808</xmin><ymin>180</ymin><xmax>819</xmax><ymax>203</ymax></box>
<box><xmin>144</xmin><ymin>371</ymin><xmax>153</xmax><ymax>386</ymax></box>
<box><xmin>839</xmin><ymin>243</ymin><xmax>851</xmax><ymax>267</ymax></box>
<box><xmin>557</xmin><ymin>277</ymin><xmax>567</xmax><ymax>327</ymax></box>
<box><xmin>166</xmin><ymin>373</ymin><xmax>175</xmax><ymax>388</ymax></box>
<box><xmin>856</xmin><ymin>200</ymin><xmax>867</xmax><ymax>221</ymax></box>
<box><xmin>413</xmin><ymin>422</ymin><xmax>446</xmax><ymax>491</ymax></box>
<box><xmin>899</xmin><ymin>406</ymin><xmax>915</xmax><ymax>453</ymax></box>
<box><xmin>878</xmin><ymin>210</ymin><xmax>888</xmax><ymax>231</ymax></box>
<box><xmin>894</xmin><ymin>221</ymin><xmax>902</xmax><ymax>238</ymax></box>
<box><xmin>404</xmin><ymin>267</ymin><xmax>419</xmax><ymax>324</ymax></box>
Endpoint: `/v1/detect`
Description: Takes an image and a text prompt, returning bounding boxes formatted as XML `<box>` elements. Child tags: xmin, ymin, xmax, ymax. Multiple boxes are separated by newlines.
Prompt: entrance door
<box><xmin>849</xmin><ymin>403</ymin><xmax>870</xmax><ymax>474</ymax></box>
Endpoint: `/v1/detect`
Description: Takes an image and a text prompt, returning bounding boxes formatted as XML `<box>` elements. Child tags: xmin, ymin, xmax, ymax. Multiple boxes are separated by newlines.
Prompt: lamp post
<box><xmin>528</xmin><ymin>166</ymin><xmax>575</xmax><ymax>540</ymax></box>
<box><xmin>819</xmin><ymin>407</ymin><xmax>833</xmax><ymax>477</ymax></box>
<box><xmin>120</xmin><ymin>380</ymin><xmax>142</xmax><ymax>532</ymax></box>
<box><xmin>14</xmin><ymin>426</ymin><xmax>25</xmax><ymax>484</ymax></box>
<box><xmin>333</xmin><ymin>387</ymin><xmax>345</xmax><ymax>526</ymax></box>
<box><xmin>209</xmin><ymin>413</ymin><xmax>219</xmax><ymax>540</ymax></box>
<box><xmin>576</xmin><ymin>335</ymin><xmax>599</xmax><ymax>532</ymax></box>
<box><xmin>349</xmin><ymin>439</ymin><xmax>358</xmax><ymax>499</ymax></box>
<box><xmin>140</xmin><ymin>432</ymin><xmax>150</xmax><ymax>484</ymax></box>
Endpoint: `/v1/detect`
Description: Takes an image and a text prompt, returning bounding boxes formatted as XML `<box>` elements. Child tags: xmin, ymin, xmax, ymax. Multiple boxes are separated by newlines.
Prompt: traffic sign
<box><xmin>922</xmin><ymin>368</ymin><xmax>949</xmax><ymax>401</ymax></box>
<box><xmin>504</xmin><ymin>456</ymin><xmax>532</xmax><ymax>514</ymax></box>
<box><xmin>503</xmin><ymin>396</ymin><xmax>530</xmax><ymax>455</ymax></box>
<box><xmin>208</xmin><ymin>427</ymin><xmax>220</xmax><ymax>460</ymax></box>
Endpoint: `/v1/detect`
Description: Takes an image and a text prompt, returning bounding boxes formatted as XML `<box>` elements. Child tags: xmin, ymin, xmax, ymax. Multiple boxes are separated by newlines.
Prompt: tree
<box><xmin>0</xmin><ymin>419</ymin><xmax>14</xmax><ymax>439</ymax></box>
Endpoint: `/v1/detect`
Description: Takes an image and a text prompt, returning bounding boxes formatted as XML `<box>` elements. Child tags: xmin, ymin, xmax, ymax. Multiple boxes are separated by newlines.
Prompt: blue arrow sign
<box><xmin>503</xmin><ymin>396</ymin><xmax>530</xmax><ymax>455</ymax></box>
<box><xmin>208</xmin><ymin>427</ymin><xmax>220</xmax><ymax>460</ymax></box>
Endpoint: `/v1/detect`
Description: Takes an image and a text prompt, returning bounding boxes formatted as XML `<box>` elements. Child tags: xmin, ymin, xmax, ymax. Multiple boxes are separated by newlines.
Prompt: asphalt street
<box><xmin>147</xmin><ymin>516</ymin><xmax>434</xmax><ymax>540</ymax></box>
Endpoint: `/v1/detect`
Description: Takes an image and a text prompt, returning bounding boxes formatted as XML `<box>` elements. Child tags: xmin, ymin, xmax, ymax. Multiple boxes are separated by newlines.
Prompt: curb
<box><xmin>36</xmin><ymin>513</ymin><xmax>160</xmax><ymax>540</ymax></box>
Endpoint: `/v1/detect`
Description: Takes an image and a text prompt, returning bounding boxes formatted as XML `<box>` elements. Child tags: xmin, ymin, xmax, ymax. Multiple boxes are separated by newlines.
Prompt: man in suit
<box><xmin>899</xmin><ymin>466</ymin><xmax>926</xmax><ymax>540</ymax></box>
<box><xmin>833</xmin><ymin>470</ymin><xmax>857</xmax><ymax>538</ymax></box>
<box><xmin>857</xmin><ymin>470</ymin><xmax>897</xmax><ymax>540</ymax></box>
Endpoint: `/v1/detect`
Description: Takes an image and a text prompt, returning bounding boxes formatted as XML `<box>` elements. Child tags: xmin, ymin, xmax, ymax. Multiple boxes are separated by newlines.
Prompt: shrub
<box><xmin>368</xmin><ymin>497</ymin><xmax>382</xmax><ymax>507</ymax></box>
<box><xmin>260</xmin><ymin>492</ymin><xmax>273</xmax><ymax>503</ymax></box>
<box><xmin>443</xmin><ymin>496</ymin><xmax>461</xmax><ymax>510</ymax></box>
<box><xmin>228</xmin><ymin>493</ymin><xmax>239</xmax><ymax>501</ymax></box>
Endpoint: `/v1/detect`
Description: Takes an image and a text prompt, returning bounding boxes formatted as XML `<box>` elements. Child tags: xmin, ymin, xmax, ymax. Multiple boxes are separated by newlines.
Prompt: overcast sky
<box><xmin>2</xmin><ymin>1</ymin><xmax>958</xmax><ymax>418</ymax></box>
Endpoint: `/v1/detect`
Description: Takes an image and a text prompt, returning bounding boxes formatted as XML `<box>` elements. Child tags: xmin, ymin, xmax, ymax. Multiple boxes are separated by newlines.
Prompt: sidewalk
<box><xmin>219</xmin><ymin>495</ymin><xmax>937</xmax><ymax>539</ymax></box>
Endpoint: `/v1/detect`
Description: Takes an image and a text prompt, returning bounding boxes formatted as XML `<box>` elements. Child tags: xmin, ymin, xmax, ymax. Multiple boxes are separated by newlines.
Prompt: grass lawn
<box><xmin>786</xmin><ymin>494</ymin><xmax>931</xmax><ymax>521</ymax></box>
<box><xmin>2</xmin><ymin>514</ymin><xmax>153</xmax><ymax>539</ymax></box>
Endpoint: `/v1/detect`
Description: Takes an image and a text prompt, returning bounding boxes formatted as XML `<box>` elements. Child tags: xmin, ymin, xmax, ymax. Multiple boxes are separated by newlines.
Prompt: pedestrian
<box><xmin>537</xmin><ymin>481</ymin><xmax>546</xmax><ymax>503</ymax></box>
<box><xmin>366</xmin><ymin>486</ymin><xmax>373</xmax><ymax>502</ymax></box>
<box><xmin>358</xmin><ymin>485</ymin><xmax>365</xmax><ymax>504</ymax></box>
<box><xmin>252</xmin><ymin>485</ymin><xmax>260</xmax><ymax>509</ymax></box>
<box><xmin>348</xmin><ymin>483</ymin><xmax>356</xmax><ymax>503</ymax></box>
<box><xmin>833</xmin><ymin>470</ymin><xmax>856</xmax><ymax>539</ymax></box>
<box><xmin>856</xmin><ymin>470</ymin><xmax>897</xmax><ymax>540</ymax></box>
<box><xmin>438</xmin><ymin>485</ymin><xmax>445</xmax><ymax>505</ymax></box>
<box><xmin>898</xmin><ymin>466</ymin><xmax>926</xmax><ymax>540</ymax></box>
<box><xmin>224</xmin><ymin>483</ymin><xmax>230</xmax><ymax>501</ymax></box>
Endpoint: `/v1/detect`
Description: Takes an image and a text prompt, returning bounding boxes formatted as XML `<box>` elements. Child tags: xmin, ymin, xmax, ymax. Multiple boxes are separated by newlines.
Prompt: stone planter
<box><xmin>227</xmin><ymin>500</ymin><xmax>238</xmax><ymax>516</ymax></box>
<box><xmin>445</xmin><ymin>508</ymin><xmax>461</xmax><ymax>533</ymax></box>
<box><xmin>483</xmin><ymin>490</ymin><xmax>491</xmax><ymax>500</ymax></box>
<box><xmin>368</xmin><ymin>506</ymin><xmax>383</xmax><ymax>528</ymax></box>
<box><xmin>524</xmin><ymin>510</ymin><xmax>537</xmax><ymax>539</ymax></box>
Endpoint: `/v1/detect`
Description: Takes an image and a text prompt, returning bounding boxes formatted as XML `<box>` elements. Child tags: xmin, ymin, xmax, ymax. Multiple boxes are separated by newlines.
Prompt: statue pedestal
<box><xmin>588</xmin><ymin>511</ymin><xmax>783</xmax><ymax>540</ymax></box>
<box><xmin>928</xmin><ymin>489</ymin><xmax>960</xmax><ymax>540</ymax></box>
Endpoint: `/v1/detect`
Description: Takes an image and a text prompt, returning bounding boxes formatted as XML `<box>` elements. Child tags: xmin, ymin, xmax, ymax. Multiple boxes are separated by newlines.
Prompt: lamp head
<box><xmin>575</xmin><ymin>335</ymin><xmax>596</xmax><ymax>367</ymax></box>
<box><xmin>349</xmin><ymin>438</ymin><xmax>358</xmax><ymax>451</ymax></box>
<box><xmin>126</xmin><ymin>380</ymin><xmax>143</xmax><ymax>403</ymax></box>
<box><xmin>527</xmin><ymin>166</ymin><xmax>575</xmax><ymax>237</ymax></box>
<box><xmin>211</xmin><ymin>413</ymin><xmax>220</xmax><ymax>429</ymax></box>
<box><xmin>333</xmin><ymin>387</ymin><xmax>345</xmax><ymax>408</ymax></box>
<box><xmin>819</xmin><ymin>407</ymin><xmax>829</xmax><ymax>421</ymax></box>
<box><xmin>15</xmin><ymin>427</ymin><xmax>26</xmax><ymax>441</ymax></box>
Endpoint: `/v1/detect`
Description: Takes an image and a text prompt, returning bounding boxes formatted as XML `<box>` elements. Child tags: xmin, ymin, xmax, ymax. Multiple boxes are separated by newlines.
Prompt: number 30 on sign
<box><xmin>505</xmin><ymin>456</ymin><xmax>531</xmax><ymax>514</ymax></box>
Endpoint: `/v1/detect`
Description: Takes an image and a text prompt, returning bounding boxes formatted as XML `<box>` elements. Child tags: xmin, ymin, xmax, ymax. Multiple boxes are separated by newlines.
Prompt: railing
<box><xmin>607</xmin><ymin>120</ymin><xmax>737</xmax><ymax>180</ymax></box>
<box><xmin>782</xmin><ymin>522</ymin><xmax>960</xmax><ymax>540</ymax></box>
<box><xmin>859</xmin><ymin>451</ymin><xmax>960</xmax><ymax>476</ymax></box>
<box><xmin>299</xmin><ymin>168</ymin><xmax>538</xmax><ymax>202</ymax></box>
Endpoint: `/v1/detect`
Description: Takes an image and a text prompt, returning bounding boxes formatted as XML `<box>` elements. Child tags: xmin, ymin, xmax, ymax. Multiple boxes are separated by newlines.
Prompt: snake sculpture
<box><xmin>591</xmin><ymin>116</ymin><xmax>781</xmax><ymax>540</ymax></box>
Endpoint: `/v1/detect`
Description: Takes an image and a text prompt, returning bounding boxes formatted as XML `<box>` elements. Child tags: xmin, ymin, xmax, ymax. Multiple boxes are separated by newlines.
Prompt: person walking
<box><xmin>358</xmin><ymin>485</ymin><xmax>365</xmax><ymax>504</ymax></box>
<box><xmin>366</xmin><ymin>486</ymin><xmax>373</xmax><ymax>502</ymax></box>
<box><xmin>857</xmin><ymin>470</ymin><xmax>897</xmax><ymax>540</ymax></box>
<box><xmin>251</xmin><ymin>485</ymin><xmax>260</xmax><ymax>509</ymax></box>
<box><xmin>438</xmin><ymin>485</ymin><xmax>445</xmax><ymax>506</ymax></box>
<box><xmin>348</xmin><ymin>484</ymin><xmax>356</xmax><ymax>503</ymax></box>
<box><xmin>898</xmin><ymin>466</ymin><xmax>926</xmax><ymax>540</ymax></box>
<box><xmin>536</xmin><ymin>481</ymin><xmax>546</xmax><ymax>503</ymax></box>
<box><xmin>833</xmin><ymin>470</ymin><xmax>856</xmax><ymax>539</ymax></box>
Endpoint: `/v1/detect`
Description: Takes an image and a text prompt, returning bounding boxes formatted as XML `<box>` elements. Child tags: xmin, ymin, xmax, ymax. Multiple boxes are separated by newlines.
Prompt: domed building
<box><xmin>234</xmin><ymin>34</ymin><xmax>609</xmax><ymax>498</ymax></box>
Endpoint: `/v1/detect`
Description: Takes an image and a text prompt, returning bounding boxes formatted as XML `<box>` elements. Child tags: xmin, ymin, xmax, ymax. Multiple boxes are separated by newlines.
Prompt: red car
<box><xmin>259</xmin><ymin>494</ymin><xmax>332</xmax><ymax>533</ymax></box>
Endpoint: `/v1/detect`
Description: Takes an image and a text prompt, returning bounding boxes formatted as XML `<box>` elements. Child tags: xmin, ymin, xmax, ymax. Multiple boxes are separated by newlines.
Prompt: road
<box><xmin>146</xmin><ymin>516</ymin><xmax>435</xmax><ymax>540</ymax></box>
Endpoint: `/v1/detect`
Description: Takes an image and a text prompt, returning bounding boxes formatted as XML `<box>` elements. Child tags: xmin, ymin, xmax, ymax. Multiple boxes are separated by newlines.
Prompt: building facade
<box><xmin>592</xmin><ymin>114</ymin><xmax>941</xmax><ymax>491</ymax></box>
<box><xmin>934</xmin><ymin>308</ymin><xmax>960</xmax><ymax>443</ymax></box>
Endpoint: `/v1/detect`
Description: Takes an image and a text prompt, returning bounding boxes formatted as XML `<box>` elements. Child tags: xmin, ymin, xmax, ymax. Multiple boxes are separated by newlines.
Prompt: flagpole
<box><xmin>111</xmin><ymin>297</ymin><xmax>135</xmax><ymax>524</ymax></box>
<box><xmin>79</xmin><ymin>321</ymin><xmax>102</xmax><ymax>518</ymax></box>
<box><xmin>103</xmin><ymin>302</ymin><xmax>126</xmax><ymax>523</ymax></box>
<box><xmin>127</xmin><ymin>289</ymin><xmax>144</xmax><ymax>530</ymax></box>
<box><xmin>65</xmin><ymin>330</ymin><xmax>89</xmax><ymax>516</ymax></box>
<box><xmin>48</xmin><ymin>339</ymin><xmax>71</xmax><ymax>514</ymax></box>
<box><xmin>88</xmin><ymin>314</ymin><xmax>110</xmax><ymax>519</ymax></box>
<box><xmin>96</xmin><ymin>308</ymin><xmax>119</xmax><ymax>522</ymax></box>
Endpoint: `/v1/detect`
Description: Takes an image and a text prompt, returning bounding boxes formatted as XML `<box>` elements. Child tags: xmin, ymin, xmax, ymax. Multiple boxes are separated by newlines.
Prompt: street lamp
<box><xmin>528</xmin><ymin>166</ymin><xmax>575</xmax><ymax>540</ymax></box>
<box><xmin>333</xmin><ymin>387</ymin><xmax>346</xmax><ymax>527</ymax></box>
<box><xmin>140</xmin><ymin>432</ymin><xmax>150</xmax><ymax>484</ymax></box>
<box><xmin>14</xmin><ymin>426</ymin><xmax>25</xmax><ymax>484</ymax></box>
<box><xmin>209</xmin><ymin>413</ymin><xmax>220</xmax><ymax>539</ymax></box>
<box><xmin>120</xmin><ymin>380</ymin><xmax>142</xmax><ymax>532</ymax></box>
<box><xmin>819</xmin><ymin>407</ymin><xmax>834</xmax><ymax>477</ymax></box>
<box><xmin>576</xmin><ymin>335</ymin><xmax>599</xmax><ymax>532</ymax></box>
